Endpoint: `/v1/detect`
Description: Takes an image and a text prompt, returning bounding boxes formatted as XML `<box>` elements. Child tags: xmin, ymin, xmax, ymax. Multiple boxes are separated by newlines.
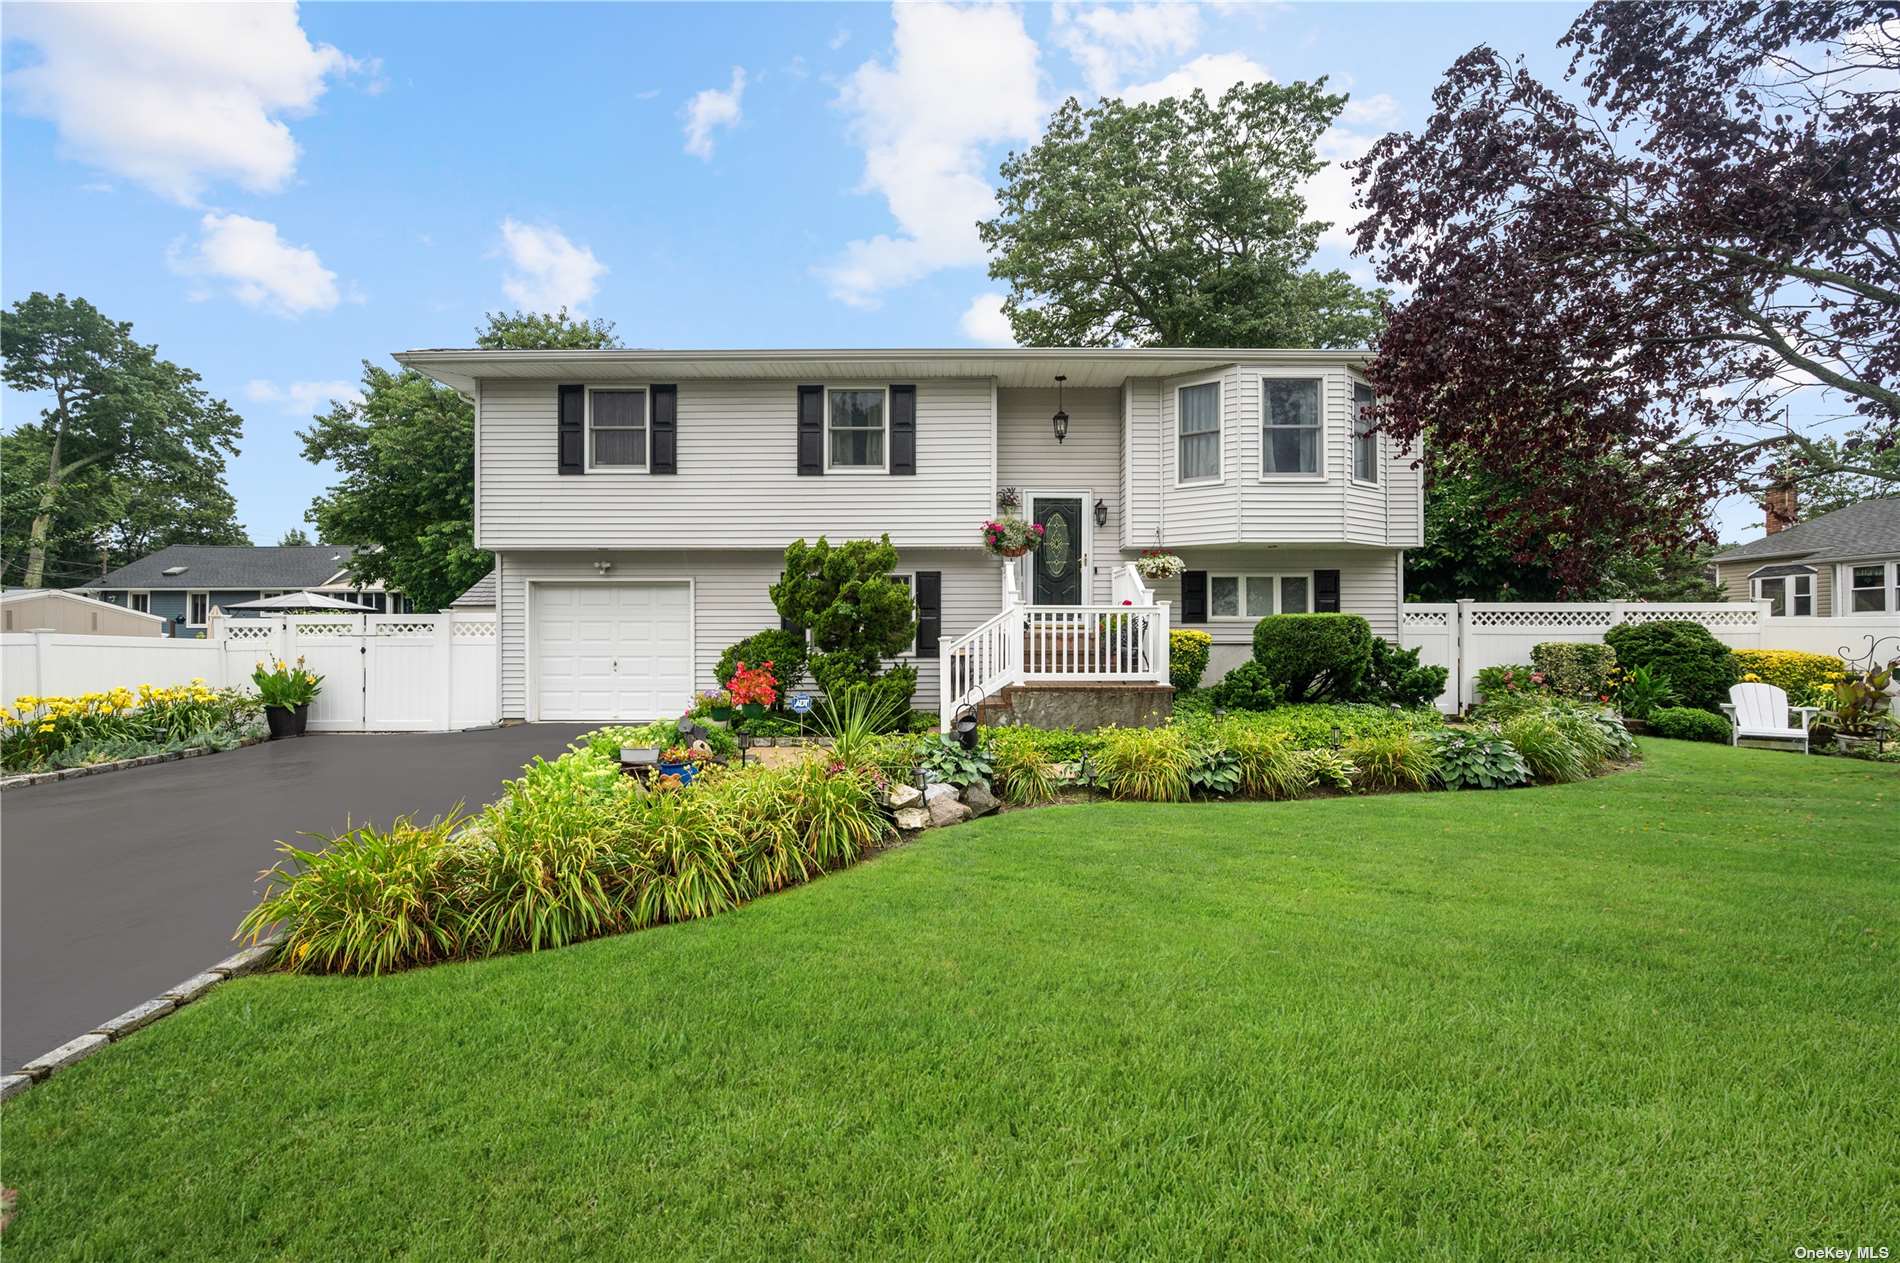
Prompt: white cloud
<box><xmin>1052</xmin><ymin>1</ymin><xmax>1201</xmax><ymax>98</ymax></box>
<box><xmin>1121</xmin><ymin>51</ymin><xmax>1270</xmax><ymax>105</ymax></box>
<box><xmin>244</xmin><ymin>378</ymin><xmax>363</xmax><ymax>414</ymax></box>
<box><xmin>819</xmin><ymin>2</ymin><xmax>1045</xmax><ymax>307</ymax></box>
<box><xmin>4</xmin><ymin>2</ymin><xmax>364</xmax><ymax>204</ymax></box>
<box><xmin>829</xmin><ymin>28</ymin><xmax>852</xmax><ymax>51</ymax></box>
<box><xmin>171</xmin><ymin>213</ymin><xmax>341</xmax><ymax>316</ymax></box>
<box><xmin>959</xmin><ymin>294</ymin><xmax>1016</xmax><ymax>346</ymax></box>
<box><xmin>498</xmin><ymin>218</ymin><xmax>607</xmax><ymax>312</ymax></box>
<box><xmin>683</xmin><ymin>67</ymin><xmax>747</xmax><ymax>160</ymax></box>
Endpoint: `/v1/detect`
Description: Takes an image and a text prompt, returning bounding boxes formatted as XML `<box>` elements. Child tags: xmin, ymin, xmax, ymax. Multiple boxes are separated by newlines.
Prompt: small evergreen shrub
<box><xmin>1531</xmin><ymin>641</ymin><xmax>1618</xmax><ymax>702</ymax></box>
<box><xmin>1359</xmin><ymin>637</ymin><xmax>1451</xmax><ymax>709</ymax></box>
<box><xmin>1648</xmin><ymin>706</ymin><xmax>1732</xmax><ymax>743</ymax></box>
<box><xmin>1205</xmin><ymin>660</ymin><xmax>1284</xmax><ymax>712</ymax></box>
<box><xmin>1169</xmin><ymin>629</ymin><xmax>1213</xmax><ymax>693</ymax></box>
<box><xmin>1603</xmin><ymin>620</ymin><xmax>1737</xmax><ymax>712</ymax></box>
<box><xmin>1344</xmin><ymin>728</ymin><xmax>1437</xmax><ymax>791</ymax></box>
<box><xmin>715</xmin><ymin>629</ymin><xmax>809</xmax><ymax>695</ymax></box>
<box><xmin>1251</xmin><ymin>613</ymin><xmax>1374</xmax><ymax>702</ymax></box>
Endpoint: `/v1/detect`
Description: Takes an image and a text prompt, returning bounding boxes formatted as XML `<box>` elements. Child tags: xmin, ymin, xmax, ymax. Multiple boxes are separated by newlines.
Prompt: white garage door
<box><xmin>532</xmin><ymin>582</ymin><xmax>693</xmax><ymax>722</ymax></box>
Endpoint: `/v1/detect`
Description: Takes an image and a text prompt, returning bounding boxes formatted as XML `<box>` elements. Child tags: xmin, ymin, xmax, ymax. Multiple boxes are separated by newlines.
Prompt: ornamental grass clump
<box><xmin>1499</xmin><ymin>713</ymin><xmax>1590</xmax><ymax>783</ymax></box>
<box><xmin>1343</xmin><ymin>728</ymin><xmax>1437</xmax><ymax>791</ymax></box>
<box><xmin>1093</xmin><ymin>726</ymin><xmax>1194</xmax><ymax>802</ymax></box>
<box><xmin>987</xmin><ymin>727</ymin><xmax>1063</xmax><ymax>806</ymax></box>
<box><xmin>1215</xmin><ymin>720</ymin><xmax>1308</xmax><ymax>799</ymax></box>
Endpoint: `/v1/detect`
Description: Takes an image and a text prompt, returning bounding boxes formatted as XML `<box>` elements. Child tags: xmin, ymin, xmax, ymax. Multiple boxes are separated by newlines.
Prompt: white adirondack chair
<box><xmin>1720</xmin><ymin>682</ymin><xmax>1820</xmax><ymax>754</ymax></box>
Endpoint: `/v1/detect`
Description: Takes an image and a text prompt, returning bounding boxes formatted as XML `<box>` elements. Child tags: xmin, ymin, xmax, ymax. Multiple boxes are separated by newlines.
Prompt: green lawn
<box><xmin>4</xmin><ymin>740</ymin><xmax>1896</xmax><ymax>1260</ymax></box>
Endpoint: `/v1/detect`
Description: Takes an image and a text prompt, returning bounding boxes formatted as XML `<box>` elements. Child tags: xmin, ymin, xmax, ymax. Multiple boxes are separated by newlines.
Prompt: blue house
<box><xmin>80</xmin><ymin>544</ymin><xmax>410</xmax><ymax>637</ymax></box>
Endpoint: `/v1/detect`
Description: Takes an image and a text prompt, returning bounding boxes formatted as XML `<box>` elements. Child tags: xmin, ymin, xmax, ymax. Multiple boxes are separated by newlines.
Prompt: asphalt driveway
<box><xmin>2</xmin><ymin>724</ymin><xmax>590</xmax><ymax>1071</ymax></box>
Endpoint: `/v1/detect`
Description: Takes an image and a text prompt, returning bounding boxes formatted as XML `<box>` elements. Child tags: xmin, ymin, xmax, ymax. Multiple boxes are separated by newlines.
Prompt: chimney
<box><xmin>1765</xmin><ymin>483</ymin><xmax>1798</xmax><ymax>535</ymax></box>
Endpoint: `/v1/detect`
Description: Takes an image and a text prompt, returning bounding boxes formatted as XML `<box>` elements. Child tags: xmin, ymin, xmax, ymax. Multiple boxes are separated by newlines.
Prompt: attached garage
<box><xmin>530</xmin><ymin>581</ymin><xmax>693</xmax><ymax>722</ymax></box>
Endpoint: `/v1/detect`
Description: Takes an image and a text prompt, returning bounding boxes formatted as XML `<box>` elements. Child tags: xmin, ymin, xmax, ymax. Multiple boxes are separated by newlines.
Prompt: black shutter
<box><xmin>1181</xmin><ymin>570</ymin><xmax>1208</xmax><ymax>624</ymax></box>
<box><xmin>797</xmin><ymin>384</ymin><xmax>824</xmax><ymax>475</ymax></box>
<box><xmin>890</xmin><ymin>384</ymin><xmax>916</xmax><ymax>475</ymax></box>
<box><xmin>650</xmin><ymin>385</ymin><xmax>677</xmax><ymax>474</ymax></box>
<box><xmin>1314</xmin><ymin>569</ymin><xmax>1341</xmax><ymax>613</ymax></box>
<box><xmin>557</xmin><ymin>384</ymin><xmax>585</xmax><ymax>475</ymax></box>
<box><xmin>915</xmin><ymin>571</ymin><xmax>941</xmax><ymax>658</ymax></box>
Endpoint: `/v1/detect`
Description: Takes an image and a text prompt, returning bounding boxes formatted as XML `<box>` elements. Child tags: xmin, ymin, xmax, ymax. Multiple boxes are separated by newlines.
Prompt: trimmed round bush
<box><xmin>1648</xmin><ymin>706</ymin><xmax>1732</xmax><ymax>743</ymax></box>
<box><xmin>1603</xmin><ymin>620</ymin><xmax>1738</xmax><ymax>713</ymax></box>
<box><xmin>1206</xmin><ymin>660</ymin><xmax>1284</xmax><ymax>712</ymax></box>
<box><xmin>716</xmin><ymin>629</ymin><xmax>809</xmax><ymax>695</ymax></box>
<box><xmin>1169</xmin><ymin>629</ymin><xmax>1213</xmax><ymax>693</ymax></box>
<box><xmin>1252</xmin><ymin>613</ymin><xmax>1374</xmax><ymax>702</ymax></box>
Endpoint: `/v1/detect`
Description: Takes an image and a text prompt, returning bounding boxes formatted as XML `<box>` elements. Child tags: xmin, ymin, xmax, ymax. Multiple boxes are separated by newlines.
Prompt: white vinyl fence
<box><xmin>1</xmin><ymin>612</ymin><xmax>498</xmax><ymax>732</ymax></box>
<box><xmin>1400</xmin><ymin>600</ymin><xmax>1899</xmax><ymax>712</ymax></box>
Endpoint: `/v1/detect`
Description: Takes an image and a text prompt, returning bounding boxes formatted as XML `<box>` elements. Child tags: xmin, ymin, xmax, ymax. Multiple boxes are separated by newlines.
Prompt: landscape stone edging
<box><xmin>0</xmin><ymin>735</ymin><xmax>266</xmax><ymax>792</ymax></box>
<box><xmin>3</xmin><ymin>929</ymin><xmax>285</xmax><ymax>1100</ymax></box>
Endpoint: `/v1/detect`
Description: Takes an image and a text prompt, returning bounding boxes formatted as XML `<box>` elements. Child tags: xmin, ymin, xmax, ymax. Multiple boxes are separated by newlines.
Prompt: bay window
<box><xmin>1351</xmin><ymin>381</ymin><xmax>1377</xmax><ymax>483</ymax></box>
<box><xmin>1752</xmin><ymin>571</ymin><xmax>1814</xmax><ymax>617</ymax></box>
<box><xmin>1177</xmin><ymin>381</ymin><xmax>1222</xmax><ymax>483</ymax></box>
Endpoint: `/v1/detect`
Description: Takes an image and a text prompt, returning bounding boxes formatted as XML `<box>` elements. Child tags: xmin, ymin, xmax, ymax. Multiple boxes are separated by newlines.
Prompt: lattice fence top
<box><xmin>1469</xmin><ymin>607</ymin><xmax>1614</xmax><ymax>630</ymax></box>
<box><xmin>452</xmin><ymin>620</ymin><xmax>496</xmax><ymax>638</ymax></box>
<box><xmin>375</xmin><ymin>621</ymin><xmax>437</xmax><ymax>637</ymax></box>
<box><xmin>1619</xmin><ymin>607</ymin><xmax>1761</xmax><ymax>628</ymax></box>
<box><xmin>1404</xmin><ymin>609</ymin><xmax>1451</xmax><ymax>628</ymax></box>
<box><xmin>291</xmin><ymin>621</ymin><xmax>359</xmax><ymax>637</ymax></box>
<box><xmin>222</xmin><ymin>623</ymin><xmax>272</xmax><ymax>641</ymax></box>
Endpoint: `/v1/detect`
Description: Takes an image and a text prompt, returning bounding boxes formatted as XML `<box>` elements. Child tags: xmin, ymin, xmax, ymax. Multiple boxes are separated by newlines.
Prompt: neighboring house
<box><xmin>1710</xmin><ymin>493</ymin><xmax>1900</xmax><ymax>618</ymax></box>
<box><xmin>450</xmin><ymin>569</ymin><xmax>497</xmax><ymax>611</ymax></box>
<box><xmin>395</xmin><ymin>347</ymin><xmax>1423</xmax><ymax>724</ymax></box>
<box><xmin>2</xmin><ymin>587</ymin><xmax>168</xmax><ymax>637</ymax></box>
<box><xmin>80</xmin><ymin>544</ymin><xmax>411</xmax><ymax>637</ymax></box>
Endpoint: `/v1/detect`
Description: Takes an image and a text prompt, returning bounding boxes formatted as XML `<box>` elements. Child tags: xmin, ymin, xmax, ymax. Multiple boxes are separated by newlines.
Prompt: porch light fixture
<box><xmin>1051</xmin><ymin>375</ymin><xmax>1069</xmax><ymax>444</ymax></box>
<box><xmin>1093</xmin><ymin>498</ymin><xmax>1107</xmax><ymax>528</ymax></box>
<box><xmin>593</xmin><ymin>559</ymin><xmax>613</xmax><ymax>575</ymax></box>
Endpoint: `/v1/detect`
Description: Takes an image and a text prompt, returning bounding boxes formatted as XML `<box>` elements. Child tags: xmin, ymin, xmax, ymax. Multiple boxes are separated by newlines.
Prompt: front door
<box><xmin>1030</xmin><ymin>495</ymin><xmax>1085</xmax><ymax>605</ymax></box>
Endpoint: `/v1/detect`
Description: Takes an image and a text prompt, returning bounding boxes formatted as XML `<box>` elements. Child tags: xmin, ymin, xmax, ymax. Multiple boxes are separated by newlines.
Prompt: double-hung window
<box><xmin>1263</xmin><ymin>379</ymin><xmax>1322</xmax><ymax>475</ymax></box>
<box><xmin>186</xmin><ymin>592</ymin><xmax>210</xmax><ymax>626</ymax></box>
<box><xmin>1847</xmin><ymin>561</ymin><xmax>1899</xmax><ymax>613</ymax></box>
<box><xmin>1351</xmin><ymin>382</ymin><xmax>1378</xmax><ymax>483</ymax></box>
<box><xmin>1208</xmin><ymin>573</ymin><xmax>1313</xmax><ymax>619</ymax></box>
<box><xmin>1177</xmin><ymin>381</ymin><xmax>1222</xmax><ymax>483</ymax></box>
<box><xmin>588</xmin><ymin>388</ymin><xmax>648</xmax><ymax>469</ymax></box>
<box><xmin>1753</xmin><ymin>573</ymin><xmax>1813</xmax><ymax>617</ymax></box>
<box><xmin>827</xmin><ymin>387</ymin><xmax>887</xmax><ymax>470</ymax></box>
<box><xmin>129</xmin><ymin>591</ymin><xmax>151</xmax><ymax>614</ymax></box>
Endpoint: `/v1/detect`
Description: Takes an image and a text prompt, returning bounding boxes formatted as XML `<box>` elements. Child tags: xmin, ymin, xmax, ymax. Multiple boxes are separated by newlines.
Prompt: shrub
<box><xmin>916</xmin><ymin>733</ymin><xmax>993</xmax><ymax>788</ymax></box>
<box><xmin>1427</xmin><ymin>730</ymin><xmax>1530</xmax><ymax>789</ymax></box>
<box><xmin>987</xmin><ymin>727</ymin><xmax>1062</xmax><ymax>806</ymax></box>
<box><xmin>1294</xmin><ymin>748</ymin><xmax>1357</xmax><ymax>791</ymax></box>
<box><xmin>716</xmin><ymin>629</ymin><xmax>809</xmax><ymax>696</ymax></box>
<box><xmin>771</xmin><ymin>535</ymin><xmax>915</xmax><ymax>704</ymax></box>
<box><xmin>1092</xmin><ymin>726</ymin><xmax>1194</xmax><ymax>802</ymax></box>
<box><xmin>1227</xmin><ymin>702</ymin><xmax>1442</xmax><ymax>751</ymax></box>
<box><xmin>1473</xmin><ymin>663</ymin><xmax>1546</xmax><ymax>702</ymax></box>
<box><xmin>1358</xmin><ymin>637</ymin><xmax>1450</xmax><ymax>709</ymax></box>
<box><xmin>1251</xmin><ymin>613</ymin><xmax>1374</xmax><ymax>702</ymax></box>
<box><xmin>1530</xmin><ymin>642</ymin><xmax>1618</xmax><ymax>703</ymax></box>
<box><xmin>1169</xmin><ymin>628</ymin><xmax>1213</xmax><ymax>693</ymax></box>
<box><xmin>1615</xmin><ymin>665</ymin><xmax>1678</xmax><ymax>720</ymax></box>
<box><xmin>1604</xmin><ymin>620</ymin><xmax>1737</xmax><ymax>712</ymax></box>
<box><xmin>1731</xmin><ymin>649</ymin><xmax>1844</xmax><ymax>698</ymax></box>
<box><xmin>1205</xmin><ymin>660</ymin><xmax>1284</xmax><ymax>712</ymax></box>
<box><xmin>1498</xmin><ymin>713</ymin><xmax>1590</xmax><ymax>783</ymax></box>
<box><xmin>981</xmin><ymin>725</ymin><xmax>1104</xmax><ymax>764</ymax></box>
<box><xmin>734</xmin><ymin>714</ymin><xmax>804</xmax><ymax>737</ymax></box>
<box><xmin>1648</xmin><ymin>706</ymin><xmax>1732</xmax><ymax>743</ymax></box>
<box><xmin>1344</xmin><ymin>728</ymin><xmax>1437</xmax><ymax>791</ymax></box>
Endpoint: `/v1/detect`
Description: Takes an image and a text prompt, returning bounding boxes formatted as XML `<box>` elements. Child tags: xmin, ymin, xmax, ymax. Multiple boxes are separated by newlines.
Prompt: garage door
<box><xmin>532</xmin><ymin>582</ymin><xmax>693</xmax><ymax>722</ymax></box>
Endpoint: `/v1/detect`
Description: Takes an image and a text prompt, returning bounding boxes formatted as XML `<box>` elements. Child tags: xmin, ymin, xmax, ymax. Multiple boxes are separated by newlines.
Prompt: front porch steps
<box><xmin>976</xmin><ymin>681</ymin><xmax>1174</xmax><ymax>731</ymax></box>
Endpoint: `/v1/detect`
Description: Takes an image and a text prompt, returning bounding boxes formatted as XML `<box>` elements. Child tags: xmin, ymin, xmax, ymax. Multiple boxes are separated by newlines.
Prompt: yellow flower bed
<box><xmin>1731</xmin><ymin>650</ymin><xmax>1846</xmax><ymax>699</ymax></box>
<box><xmin>2</xmin><ymin>679</ymin><xmax>259</xmax><ymax>772</ymax></box>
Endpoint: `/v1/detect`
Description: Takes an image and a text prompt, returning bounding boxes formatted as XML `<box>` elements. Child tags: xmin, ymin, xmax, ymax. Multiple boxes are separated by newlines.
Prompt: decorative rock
<box><xmin>893</xmin><ymin>806</ymin><xmax>931</xmax><ymax>831</ymax></box>
<box><xmin>886</xmin><ymin>782</ymin><xmax>922</xmax><ymax>809</ymax></box>
<box><xmin>962</xmin><ymin>781</ymin><xmax>998</xmax><ymax>817</ymax></box>
<box><xmin>923</xmin><ymin>781</ymin><xmax>960</xmax><ymax>805</ymax></box>
<box><xmin>163</xmin><ymin>970</ymin><xmax>224</xmax><ymax>1005</ymax></box>
<box><xmin>1</xmin><ymin>1073</ymin><xmax>31</xmax><ymax>1101</ymax></box>
<box><xmin>20</xmin><ymin>1032</ymin><xmax>109</xmax><ymax>1080</ymax></box>
<box><xmin>211</xmin><ymin>943</ymin><xmax>278</xmax><ymax>977</ymax></box>
<box><xmin>927</xmin><ymin>795</ymin><xmax>973</xmax><ymax>828</ymax></box>
<box><xmin>93</xmin><ymin>998</ymin><xmax>175</xmax><ymax>1040</ymax></box>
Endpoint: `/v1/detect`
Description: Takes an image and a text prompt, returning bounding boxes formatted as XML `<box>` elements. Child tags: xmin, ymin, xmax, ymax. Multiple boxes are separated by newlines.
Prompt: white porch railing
<box><xmin>1110</xmin><ymin>561</ymin><xmax>1155</xmax><ymax>607</ymax></box>
<box><xmin>939</xmin><ymin>598</ymin><xmax>1171</xmax><ymax>729</ymax></box>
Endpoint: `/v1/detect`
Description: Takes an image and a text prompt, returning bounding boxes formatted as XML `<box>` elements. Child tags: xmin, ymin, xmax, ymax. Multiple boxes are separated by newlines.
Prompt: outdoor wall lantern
<box><xmin>1093</xmin><ymin>498</ymin><xmax>1107</xmax><ymax>528</ymax></box>
<box><xmin>1051</xmin><ymin>374</ymin><xmax>1069</xmax><ymax>444</ymax></box>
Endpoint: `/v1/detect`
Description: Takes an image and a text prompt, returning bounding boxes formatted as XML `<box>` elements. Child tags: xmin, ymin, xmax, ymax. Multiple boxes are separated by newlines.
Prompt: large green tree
<box><xmin>301</xmin><ymin>310</ymin><xmax>621</xmax><ymax>611</ymax></box>
<box><xmin>978</xmin><ymin>80</ymin><xmax>1383</xmax><ymax>347</ymax></box>
<box><xmin>1</xmin><ymin>293</ymin><xmax>247</xmax><ymax>587</ymax></box>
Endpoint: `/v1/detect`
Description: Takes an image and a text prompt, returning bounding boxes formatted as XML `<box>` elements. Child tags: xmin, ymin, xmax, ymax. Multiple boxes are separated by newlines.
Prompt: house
<box><xmin>1710</xmin><ymin>492</ymin><xmax>1900</xmax><ymax>618</ymax></box>
<box><xmin>2</xmin><ymin>587</ymin><xmax>169</xmax><ymax>637</ymax></box>
<box><xmin>449</xmin><ymin>569</ymin><xmax>497</xmax><ymax>611</ymax></box>
<box><xmin>392</xmin><ymin>347</ymin><xmax>1423</xmax><ymax>724</ymax></box>
<box><xmin>80</xmin><ymin>544</ymin><xmax>411</xmax><ymax>637</ymax></box>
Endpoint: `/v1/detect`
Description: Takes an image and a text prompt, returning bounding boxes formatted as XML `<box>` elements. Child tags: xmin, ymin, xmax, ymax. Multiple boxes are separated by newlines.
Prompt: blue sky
<box><xmin>13</xmin><ymin>0</ymin><xmax>1760</xmax><ymax>550</ymax></box>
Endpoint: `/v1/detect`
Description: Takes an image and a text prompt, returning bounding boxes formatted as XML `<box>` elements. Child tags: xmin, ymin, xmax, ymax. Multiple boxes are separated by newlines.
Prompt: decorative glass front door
<box><xmin>1030</xmin><ymin>496</ymin><xmax>1084</xmax><ymax>605</ymax></box>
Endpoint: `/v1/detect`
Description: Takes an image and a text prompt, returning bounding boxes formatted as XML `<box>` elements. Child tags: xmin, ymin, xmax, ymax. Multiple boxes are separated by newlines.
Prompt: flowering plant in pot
<box><xmin>252</xmin><ymin>657</ymin><xmax>323</xmax><ymax>739</ymax></box>
<box><xmin>982</xmin><ymin>517</ymin><xmax>1044</xmax><ymax>558</ymax></box>
<box><xmin>996</xmin><ymin>486</ymin><xmax>1022</xmax><ymax>515</ymax></box>
<box><xmin>1134</xmin><ymin>550</ymin><xmax>1186</xmax><ymax>580</ymax></box>
<box><xmin>728</xmin><ymin>660</ymin><xmax>778</xmax><ymax>717</ymax></box>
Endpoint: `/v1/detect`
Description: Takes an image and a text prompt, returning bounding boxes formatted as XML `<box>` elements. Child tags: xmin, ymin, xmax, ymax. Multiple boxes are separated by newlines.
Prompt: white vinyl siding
<box><xmin>999</xmin><ymin>385</ymin><xmax>1120</xmax><ymax>603</ymax></box>
<box><xmin>476</xmin><ymin>378</ymin><xmax>993</xmax><ymax>550</ymax></box>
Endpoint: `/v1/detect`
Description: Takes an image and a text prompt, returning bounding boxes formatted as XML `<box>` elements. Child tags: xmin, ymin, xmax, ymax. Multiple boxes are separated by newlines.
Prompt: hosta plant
<box><xmin>916</xmin><ymin>733</ymin><xmax>993</xmax><ymax>788</ymax></box>
<box><xmin>1295</xmin><ymin>748</ymin><xmax>1358</xmax><ymax>792</ymax></box>
<box><xmin>1427</xmin><ymin>730</ymin><xmax>1530</xmax><ymax>789</ymax></box>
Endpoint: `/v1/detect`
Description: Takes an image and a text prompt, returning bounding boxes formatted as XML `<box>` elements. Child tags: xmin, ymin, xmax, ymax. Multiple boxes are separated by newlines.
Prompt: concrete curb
<box><xmin>0</xmin><ymin>735</ymin><xmax>267</xmax><ymax>792</ymax></box>
<box><xmin>2</xmin><ymin>929</ymin><xmax>285</xmax><ymax>1100</ymax></box>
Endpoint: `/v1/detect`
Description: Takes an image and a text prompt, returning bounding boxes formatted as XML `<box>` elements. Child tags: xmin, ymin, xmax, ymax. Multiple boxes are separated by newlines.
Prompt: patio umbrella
<box><xmin>223</xmin><ymin>591</ymin><xmax>378</xmax><ymax>612</ymax></box>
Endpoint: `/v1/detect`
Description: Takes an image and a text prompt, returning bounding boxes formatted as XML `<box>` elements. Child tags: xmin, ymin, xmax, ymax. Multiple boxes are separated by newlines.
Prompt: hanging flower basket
<box><xmin>1134</xmin><ymin>550</ymin><xmax>1186</xmax><ymax>580</ymax></box>
<box><xmin>982</xmin><ymin>517</ymin><xmax>1044</xmax><ymax>558</ymax></box>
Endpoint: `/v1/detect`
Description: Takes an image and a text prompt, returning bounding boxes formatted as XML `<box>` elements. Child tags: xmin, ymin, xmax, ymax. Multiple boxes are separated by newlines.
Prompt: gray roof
<box><xmin>81</xmin><ymin>545</ymin><xmax>357</xmax><ymax>591</ymax></box>
<box><xmin>1711</xmin><ymin>497</ymin><xmax>1900</xmax><ymax>565</ymax></box>
<box><xmin>450</xmin><ymin>569</ymin><xmax>497</xmax><ymax>608</ymax></box>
